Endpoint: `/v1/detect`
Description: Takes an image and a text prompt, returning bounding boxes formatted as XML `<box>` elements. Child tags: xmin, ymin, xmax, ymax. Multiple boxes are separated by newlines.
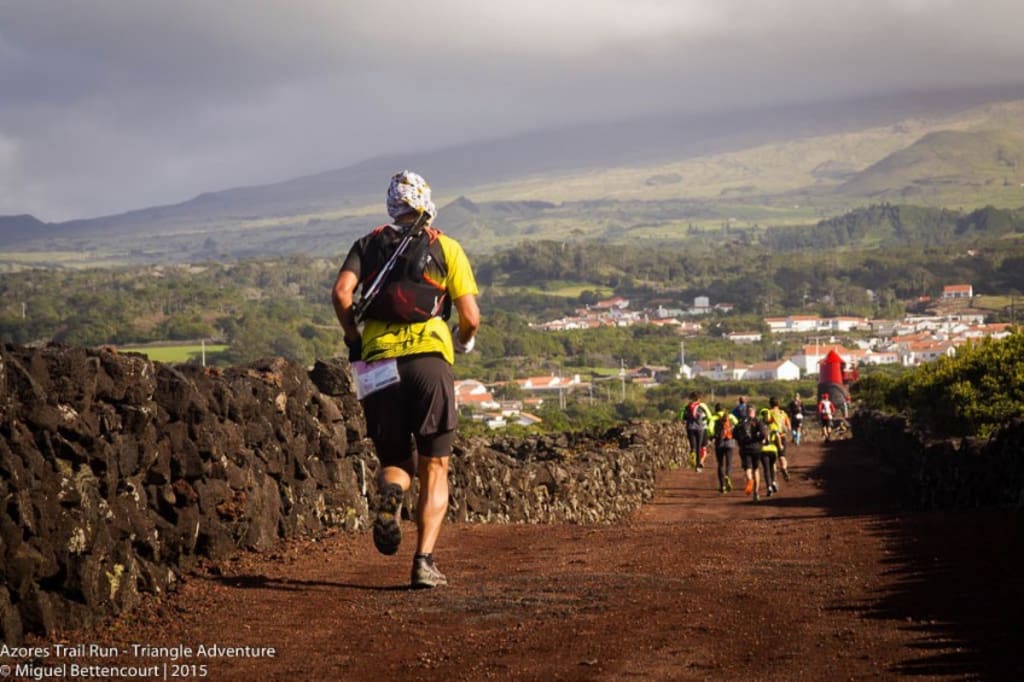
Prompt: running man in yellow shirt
<box><xmin>332</xmin><ymin>170</ymin><xmax>480</xmax><ymax>588</ymax></box>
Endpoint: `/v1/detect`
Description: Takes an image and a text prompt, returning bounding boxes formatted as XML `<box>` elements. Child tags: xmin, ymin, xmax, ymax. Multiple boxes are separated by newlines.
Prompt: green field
<box><xmin>119</xmin><ymin>344</ymin><xmax>228</xmax><ymax>363</ymax></box>
<box><xmin>0</xmin><ymin>251</ymin><xmax>131</xmax><ymax>270</ymax></box>
<box><xmin>532</xmin><ymin>283</ymin><xmax>614</xmax><ymax>298</ymax></box>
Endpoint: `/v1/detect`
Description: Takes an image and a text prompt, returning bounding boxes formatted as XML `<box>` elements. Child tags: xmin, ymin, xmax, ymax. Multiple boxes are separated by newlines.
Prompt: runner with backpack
<box><xmin>332</xmin><ymin>170</ymin><xmax>480</xmax><ymax>589</ymax></box>
<box><xmin>734</xmin><ymin>405</ymin><xmax>770</xmax><ymax>502</ymax></box>
<box><xmin>760</xmin><ymin>408</ymin><xmax>781</xmax><ymax>497</ymax></box>
<box><xmin>711</xmin><ymin>402</ymin><xmax>738</xmax><ymax>494</ymax></box>
<box><xmin>681</xmin><ymin>391</ymin><xmax>713</xmax><ymax>472</ymax></box>
<box><xmin>788</xmin><ymin>393</ymin><xmax>805</xmax><ymax>446</ymax></box>
<box><xmin>768</xmin><ymin>396</ymin><xmax>792</xmax><ymax>483</ymax></box>
<box><xmin>818</xmin><ymin>393</ymin><xmax>835</xmax><ymax>442</ymax></box>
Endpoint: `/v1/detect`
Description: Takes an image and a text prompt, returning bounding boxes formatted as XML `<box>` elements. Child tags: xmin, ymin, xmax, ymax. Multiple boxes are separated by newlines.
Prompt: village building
<box><xmin>764</xmin><ymin>315</ymin><xmax>820</xmax><ymax>334</ymax></box>
<box><xmin>897</xmin><ymin>340</ymin><xmax>958</xmax><ymax>366</ymax></box>
<box><xmin>744</xmin><ymin>359</ymin><xmax>801</xmax><ymax>381</ymax></box>
<box><xmin>592</xmin><ymin>296</ymin><xmax>630</xmax><ymax>310</ymax></box>
<box><xmin>727</xmin><ymin>330</ymin><xmax>763</xmax><ymax>344</ymax></box>
<box><xmin>822</xmin><ymin>316</ymin><xmax>870</xmax><ymax>332</ymax></box>
<box><xmin>690</xmin><ymin>360</ymin><xmax>749</xmax><ymax>381</ymax></box>
<box><xmin>942</xmin><ymin>283</ymin><xmax>973</xmax><ymax>299</ymax></box>
<box><xmin>676</xmin><ymin>363</ymin><xmax>694</xmax><ymax>380</ymax></box>
<box><xmin>676</xmin><ymin>321</ymin><xmax>704</xmax><ymax>336</ymax></box>
<box><xmin>654</xmin><ymin>305</ymin><xmax>687</xmax><ymax>318</ymax></box>
<box><xmin>631</xmin><ymin>365</ymin><xmax>674</xmax><ymax>383</ymax></box>
<box><xmin>963</xmin><ymin>323</ymin><xmax>1012</xmax><ymax>340</ymax></box>
<box><xmin>765</xmin><ymin>315</ymin><xmax>869</xmax><ymax>333</ymax></box>
<box><xmin>840</xmin><ymin>348</ymin><xmax>898</xmax><ymax>366</ymax></box>
<box><xmin>690</xmin><ymin>295</ymin><xmax>712</xmax><ymax>314</ymax></box>
<box><xmin>788</xmin><ymin>344</ymin><xmax>853</xmax><ymax>375</ymax></box>
<box><xmin>454</xmin><ymin>379</ymin><xmax>500</xmax><ymax>411</ymax></box>
<box><xmin>517</xmin><ymin>375</ymin><xmax>583</xmax><ymax>392</ymax></box>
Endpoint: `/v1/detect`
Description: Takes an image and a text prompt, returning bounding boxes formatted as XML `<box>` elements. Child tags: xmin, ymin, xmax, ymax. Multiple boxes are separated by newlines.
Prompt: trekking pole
<box><xmin>353</xmin><ymin>209</ymin><xmax>430</xmax><ymax>323</ymax></box>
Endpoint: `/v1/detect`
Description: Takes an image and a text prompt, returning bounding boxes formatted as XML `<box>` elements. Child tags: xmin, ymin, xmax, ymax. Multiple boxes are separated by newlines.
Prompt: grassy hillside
<box><xmin>0</xmin><ymin>214</ymin><xmax>47</xmax><ymax>242</ymax></box>
<box><xmin>4</xmin><ymin>94</ymin><xmax>1024</xmax><ymax>267</ymax></box>
<box><xmin>462</xmin><ymin>101</ymin><xmax>1024</xmax><ymax>204</ymax></box>
<box><xmin>838</xmin><ymin>128</ymin><xmax>1024</xmax><ymax>203</ymax></box>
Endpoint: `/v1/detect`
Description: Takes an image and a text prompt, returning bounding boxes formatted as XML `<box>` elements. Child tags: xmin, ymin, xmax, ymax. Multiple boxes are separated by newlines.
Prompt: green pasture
<box><xmin>538</xmin><ymin>283</ymin><xmax>614</xmax><ymax>298</ymax></box>
<box><xmin>500</xmin><ymin>281</ymin><xmax>614</xmax><ymax>299</ymax></box>
<box><xmin>119</xmin><ymin>344</ymin><xmax>228</xmax><ymax>363</ymax></box>
<box><xmin>0</xmin><ymin>251</ymin><xmax>131</xmax><ymax>269</ymax></box>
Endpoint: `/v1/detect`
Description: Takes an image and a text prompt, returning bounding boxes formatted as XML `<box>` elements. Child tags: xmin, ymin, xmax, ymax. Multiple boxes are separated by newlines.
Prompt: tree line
<box><xmin>855</xmin><ymin>330</ymin><xmax>1024</xmax><ymax>439</ymax></box>
<box><xmin>3</xmin><ymin>203</ymin><xmax>1024</xmax><ymax>369</ymax></box>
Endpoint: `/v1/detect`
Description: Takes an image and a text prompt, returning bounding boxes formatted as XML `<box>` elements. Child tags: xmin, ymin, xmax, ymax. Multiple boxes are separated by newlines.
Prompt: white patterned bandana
<box><xmin>386</xmin><ymin>170</ymin><xmax>437</xmax><ymax>222</ymax></box>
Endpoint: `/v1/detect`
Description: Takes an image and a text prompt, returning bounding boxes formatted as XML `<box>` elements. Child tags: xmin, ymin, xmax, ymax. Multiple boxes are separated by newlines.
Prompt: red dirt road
<box><xmin>51</xmin><ymin>438</ymin><xmax>1024</xmax><ymax>680</ymax></box>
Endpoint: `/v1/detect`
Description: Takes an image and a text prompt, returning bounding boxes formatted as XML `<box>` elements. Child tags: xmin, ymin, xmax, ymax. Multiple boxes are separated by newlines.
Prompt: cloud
<box><xmin>1</xmin><ymin>0</ymin><xmax>1023</xmax><ymax>219</ymax></box>
<box><xmin>0</xmin><ymin>133</ymin><xmax>24</xmax><ymax>208</ymax></box>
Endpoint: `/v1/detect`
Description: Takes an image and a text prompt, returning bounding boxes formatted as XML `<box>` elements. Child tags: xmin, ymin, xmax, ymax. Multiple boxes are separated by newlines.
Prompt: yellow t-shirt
<box><xmin>770</xmin><ymin>406</ymin><xmax>791</xmax><ymax>434</ymax></box>
<box><xmin>359</xmin><ymin>232</ymin><xmax>478</xmax><ymax>365</ymax></box>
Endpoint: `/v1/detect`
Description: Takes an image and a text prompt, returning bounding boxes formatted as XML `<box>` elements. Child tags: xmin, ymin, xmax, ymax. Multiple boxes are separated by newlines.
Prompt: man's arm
<box><xmin>452</xmin><ymin>293</ymin><xmax>480</xmax><ymax>345</ymax></box>
<box><xmin>331</xmin><ymin>269</ymin><xmax>361</xmax><ymax>347</ymax></box>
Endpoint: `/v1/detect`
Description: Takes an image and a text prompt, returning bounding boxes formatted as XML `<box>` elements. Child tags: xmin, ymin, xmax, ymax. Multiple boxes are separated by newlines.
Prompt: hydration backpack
<box><xmin>715</xmin><ymin>414</ymin><xmax>734</xmax><ymax>441</ymax></box>
<box><xmin>685</xmin><ymin>401</ymin><xmax>707</xmax><ymax>429</ymax></box>
<box><xmin>359</xmin><ymin>225</ymin><xmax>451</xmax><ymax>323</ymax></box>
<box><xmin>733</xmin><ymin>418</ymin><xmax>761</xmax><ymax>447</ymax></box>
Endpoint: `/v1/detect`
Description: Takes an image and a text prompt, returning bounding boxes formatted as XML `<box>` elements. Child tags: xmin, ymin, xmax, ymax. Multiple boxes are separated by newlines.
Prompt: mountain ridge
<box><xmin>4</xmin><ymin>84</ymin><xmax>1024</xmax><ymax>265</ymax></box>
<box><xmin>837</xmin><ymin>128</ymin><xmax>1024</xmax><ymax>200</ymax></box>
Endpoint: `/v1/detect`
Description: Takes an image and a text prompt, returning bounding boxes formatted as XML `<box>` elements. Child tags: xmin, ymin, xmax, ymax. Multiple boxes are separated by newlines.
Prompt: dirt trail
<box><xmin>56</xmin><ymin>438</ymin><xmax>1023</xmax><ymax>680</ymax></box>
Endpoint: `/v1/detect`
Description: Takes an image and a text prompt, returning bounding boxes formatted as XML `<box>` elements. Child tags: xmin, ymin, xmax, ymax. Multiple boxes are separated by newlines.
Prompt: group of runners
<box><xmin>682</xmin><ymin>391</ymin><xmax>822</xmax><ymax>502</ymax></box>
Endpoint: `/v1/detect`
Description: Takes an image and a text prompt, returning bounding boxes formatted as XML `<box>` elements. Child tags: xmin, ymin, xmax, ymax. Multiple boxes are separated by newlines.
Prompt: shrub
<box><xmin>858</xmin><ymin>329</ymin><xmax>1024</xmax><ymax>438</ymax></box>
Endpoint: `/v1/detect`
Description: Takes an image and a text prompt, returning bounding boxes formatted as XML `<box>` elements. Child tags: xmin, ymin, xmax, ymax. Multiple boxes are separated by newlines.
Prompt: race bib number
<box><xmin>352</xmin><ymin>359</ymin><xmax>401</xmax><ymax>399</ymax></box>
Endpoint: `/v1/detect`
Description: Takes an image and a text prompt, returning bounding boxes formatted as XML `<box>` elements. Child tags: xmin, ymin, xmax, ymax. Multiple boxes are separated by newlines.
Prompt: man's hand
<box><xmin>451</xmin><ymin>326</ymin><xmax>475</xmax><ymax>354</ymax></box>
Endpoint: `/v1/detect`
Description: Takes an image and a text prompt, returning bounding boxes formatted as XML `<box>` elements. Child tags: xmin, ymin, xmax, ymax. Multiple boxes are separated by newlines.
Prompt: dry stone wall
<box><xmin>852</xmin><ymin>411</ymin><xmax>1024</xmax><ymax>510</ymax></box>
<box><xmin>0</xmin><ymin>345</ymin><xmax>372</xmax><ymax>644</ymax></box>
<box><xmin>449</xmin><ymin>423</ymin><xmax>689</xmax><ymax>524</ymax></box>
<box><xmin>0</xmin><ymin>344</ymin><xmax>688</xmax><ymax>644</ymax></box>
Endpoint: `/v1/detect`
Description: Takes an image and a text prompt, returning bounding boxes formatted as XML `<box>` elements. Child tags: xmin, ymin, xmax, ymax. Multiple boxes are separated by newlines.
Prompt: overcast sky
<box><xmin>2</xmin><ymin>0</ymin><xmax>1023</xmax><ymax>221</ymax></box>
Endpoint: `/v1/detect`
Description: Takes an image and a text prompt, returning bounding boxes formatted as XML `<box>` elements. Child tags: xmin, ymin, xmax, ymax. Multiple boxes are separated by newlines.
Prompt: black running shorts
<box><xmin>360</xmin><ymin>353</ymin><xmax>457</xmax><ymax>467</ymax></box>
<box><xmin>740</xmin><ymin>447</ymin><xmax>760</xmax><ymax>470</ymax></box>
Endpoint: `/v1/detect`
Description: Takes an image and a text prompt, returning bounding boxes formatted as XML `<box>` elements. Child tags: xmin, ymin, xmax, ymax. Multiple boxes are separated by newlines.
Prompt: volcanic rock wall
<box><xmin>0</xmin><ymin>345</ymin><xmax>374</xmax><ymax>645</ymax></box>
<box><xmin>0</xmin><ymin>344</ymin><xmax>688</xmax><ymax>644</ymax></box>
<box><xmin>450</xmin><ymin>423</ymin><xmax>688</xmax><ymax>524</ymax></box>
<box><xmin>852</xmin><ymin>411</ymin><xmax>1024</xmax><ymax>510</ymax></box>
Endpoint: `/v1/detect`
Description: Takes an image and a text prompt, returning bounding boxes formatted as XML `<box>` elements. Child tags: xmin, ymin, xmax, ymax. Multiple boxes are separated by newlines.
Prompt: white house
<box><xmin>592</xmin><ymin>296</ymin><xmax>630</xmax><ymax>310</ymax></box>
<box><xmin>942</xmin><ymin>284</ymin><xmax>973</xmax><ymax>299</ymax></box>
<box><xmin>962</xmin><ymin>323</ymin><xmax>1012</xmax><ymax>340</ymax></box>
<box><xmin>654</xmin><ymin>305</ymin><xmax>687</xmax><ymax>318</ymax></box>
<box><xmin>870</xmin><ymin>319</ymin><xmax>901</xmax><ymax>336</ymax></box>
<box><xmin>948</xmin><ymin>312</ymin><xmax>986</xmax><ymax>325</ymax></box>
<box><xmin>823</xmin><ymin>316</ymin><xmax>870</xmax><ymax>332</ymax></box>
<box><xmin>764</xmin><ymin>315</ymin><xmax>821</xmax><ymax>334</ymax></box>
<box><xmin>511</xmin><ymin>412</ymin><xmax>544</xmax><ymax>427</ymax></box>
<box><xmin>454</xmin><ymin>379</ymin><xmax>500</xmax><ymax>411</ymax></box>
<box><xmin>898</xmin><ymin>340</ymin><xmax>957</xmax><ymax>366</ymax></box>
<box><xmin>788</xmin><ymin>344</ymin><xmax>852</xmax><ymax>375</ymax></box>
<box><xmin>690</xmin><ymin>360</ymin><xmax>749</xmax><ymax>381</ymax></box>
<box><xmin>517</xmin><ymin>375</ymin><xmax>583</xmax><ymax>392</ymax></box>
<box><xmin>845</xmin><ymin>349</ymin><xmax>899</xmax><ymax>366</ymax></box>
<box><xmin>744</xmin><ymin>359</ymin><xmax>801</xmax><ymax>381</ymax></box>
<box><xmin>483</xmin><ymin>415</ymin><xmax>507</xmax><ymax>429</ymax></box>
<box><xmin>727</xmin><ymin>330</ymin><xmax>763</xmax><ymax>344</ymax></box>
